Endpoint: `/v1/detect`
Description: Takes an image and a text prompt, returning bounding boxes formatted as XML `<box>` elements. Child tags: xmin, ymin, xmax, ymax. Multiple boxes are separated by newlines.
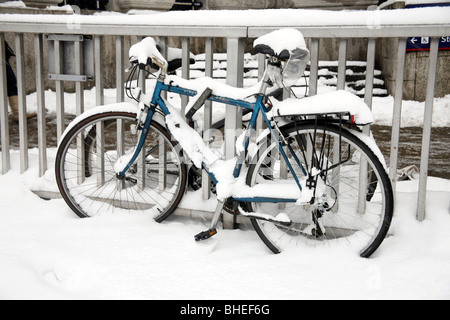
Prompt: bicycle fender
<box><xmin>341</xmin><ymin>126</ymin><xmax>388</xmax><ymax>171</ymax></box>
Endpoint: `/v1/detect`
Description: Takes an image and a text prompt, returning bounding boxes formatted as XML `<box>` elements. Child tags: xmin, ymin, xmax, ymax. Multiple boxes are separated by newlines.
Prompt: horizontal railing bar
<box><xmin>1</xmin><ymin>22</ymin><xmax>449</xmax><ymax>38</ymax></box>
<box><xmin>0</xmin><ymin>22</ymin><xmax>249</xmax><ymax>38</ymax></box>
<box><xmin>248</xmin><ymin>25</ymin><xmax>450</xmax><ymax>38</ymax></box>
<box><xmin>0</xmin><ymin>12</ymin><xmax>449</xmax><ymax>38</ymax></box>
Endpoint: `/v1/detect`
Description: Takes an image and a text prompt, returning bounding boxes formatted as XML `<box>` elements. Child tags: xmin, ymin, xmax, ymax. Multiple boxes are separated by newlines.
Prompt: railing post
<box><xmin>94</xmin><ymin>35</ymin><xmax>105</xmax><ymax>186</ymax></box>
<box><xmin>94</xmin><ymin>35</ymin><xmax>104</xmax><ymax>106</ymax></box>
<box><xmin>35</xmin><ymin>34</ymin><xmax>47</xmax><ymax>177</ymax></box>
<box><xmin>417</xmin><ymin>37</ymin><xmax>440</xmax><ymax>222</ymax></box>
<box><xmin>337</xmin><ymin>38</ymin><xmax>347</xmax><ymax>91</ymax></box>
<box><xmin>0</xmin><ymin>33</ymin><xmax>10</xmax><ymax>174</ymax></box>
<box><xmin>116</xmin><ymin>36</ymin><xmax>125</xmax><ymax>164</ymax></box>
<box><xmin>116</xmin><ymin>36</ymin><xmax>125</xmax><ymax>103</ymax></box>
<box><xmin>181</xmin><ymin>37</ymin><xmax>191</xmax><ymax>119</ymax></box>
<box><xmin>225</xmin><ymin>37</ymin><xmax>244</xmax><ymax>160</ymax></box>
<box><xmin>15</xmin><ymin>33</ymin><xmax>28</xmax><ymax>173</ymax></box>
<box><xmin>54</xmin><ymin>39</ymin><xmax>65</xmax><ymax>142</ymax></box>
<box><xmin>256</xmin><ymin>53</ymin><xmax>265</xmax><ymax>131</ymax></box>
<box><xmin>333</xmin><ymin>38</ymin><xmax>348</xmax><ymax>209</ymax></box>
<box><xmin>74</xmin><ymin>39</ymin><xmax>85</xmax><ymax>185</ymax></box>
<box><xmin>389</xmin><ymin>38</ymin><xmax>407</xmax><ymax>195</ymax></box>
<box><xmin>137</xmin><ymin>36</ymin><xmax>146</xmax><ymax>95</ymax></box>
<box><xmin>358</xmin><ymin>38</ymin><xmax>376</xmax><ymax>214</ymax></box>
<box><xmin>309</xmin><ymin>38</ymin><xmax>320</xmax><ymax>96</ymax></box>
<box><xmin>202</xmin><ymin>37</ymin><xmax>214</xmax><ymax>201</ymax></box>
<box><xmin>75</xmin><ymin>39</ymin><xmax>84</xmax><ymax>116</ymax></box>
<box><xmin>364</xmin><ymin>38</ymin><xmax>377</xmax><ymax>112</ymax></box>
<box><xmin>224</xmin><ymin>36</ymin><xmax>244</xmax><ymax>229</ymax></box>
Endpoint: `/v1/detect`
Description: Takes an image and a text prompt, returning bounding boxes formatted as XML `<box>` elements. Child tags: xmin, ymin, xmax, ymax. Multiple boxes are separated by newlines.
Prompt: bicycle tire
<box><xmin>245</xmin><ymin>121</ymin><xmax>393</xmax><ymax>258</ymax></box>
<box><xmin>55</xmin><ymin>110</ymin><xmax>187</xmax><ymax>222</ymax></box>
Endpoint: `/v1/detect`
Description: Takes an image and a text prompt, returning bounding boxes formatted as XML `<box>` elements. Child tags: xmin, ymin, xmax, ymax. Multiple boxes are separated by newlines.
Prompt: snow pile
<box><xmin>0</xmin><ymin>1</ymin><xmax>26</xmax><ymax>8</ymax></box>
<box><xmin>0</xmin><ymin>149</ymin><xmax>449</xmax><ymax>300</ymax></box>
<box><xmin>270</xmin><ymin>90</ymin><xmax>374</xmax><ymax>125</ymax></box>
<box><xmin>253</xmin><ymin>28</ymin><xmax>308</xmax><ymax>55</ymax></box>
<box><xmin>371</xmin><ymin>95</ymin><xmax>450</xmax><ymax>127</ymax></box>
<box><xmin>129</xmin><ymin>37</ymin><xmax>167</xmax><ymax>70</ymax></box>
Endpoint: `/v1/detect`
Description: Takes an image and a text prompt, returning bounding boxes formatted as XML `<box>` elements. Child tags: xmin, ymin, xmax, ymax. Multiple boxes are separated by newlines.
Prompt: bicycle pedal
<box><xmin>194</xmin><ymin>228</ymin><xmax>217</xmax><ymax>242</ymax></box>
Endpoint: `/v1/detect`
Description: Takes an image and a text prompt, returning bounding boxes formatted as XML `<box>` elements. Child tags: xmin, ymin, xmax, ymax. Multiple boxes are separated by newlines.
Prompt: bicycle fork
<box><xmin>114</xmin><ymin>103</ymin><xmax>156</xmax><ymax>179</ymax></box>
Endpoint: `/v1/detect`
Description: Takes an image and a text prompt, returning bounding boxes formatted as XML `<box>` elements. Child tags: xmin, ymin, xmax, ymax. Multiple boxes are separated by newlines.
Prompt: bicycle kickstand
<box><xmin>194</xmin><ymin>200</ymin><xmax>225</xmax><ymax>241</ymax></box>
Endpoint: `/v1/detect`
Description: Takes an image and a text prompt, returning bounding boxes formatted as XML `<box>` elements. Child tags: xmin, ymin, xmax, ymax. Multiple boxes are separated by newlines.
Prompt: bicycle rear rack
<box><xmin>289</xmin><ymin>112</ymin><xmax>354</xmax><ymax>193</ymax></box>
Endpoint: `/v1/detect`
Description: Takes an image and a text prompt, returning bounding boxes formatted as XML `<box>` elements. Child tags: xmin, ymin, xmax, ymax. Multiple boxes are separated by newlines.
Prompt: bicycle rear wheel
<box><xmin>246</xmin><ymin>122</ymin><xmax>393</xmax><ymax>258</ymax></box>
<box><xmin>55</xmin><ymin>110</ymin><xmax>187</xmax><ymax>222</ymax></box>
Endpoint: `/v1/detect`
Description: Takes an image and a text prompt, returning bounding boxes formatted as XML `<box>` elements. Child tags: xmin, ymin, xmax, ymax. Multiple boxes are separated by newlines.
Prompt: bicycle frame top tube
<box><xmin>153</xmin><ymin>78</ymin><xmax>258</xmax><ymax>115</ymax></box>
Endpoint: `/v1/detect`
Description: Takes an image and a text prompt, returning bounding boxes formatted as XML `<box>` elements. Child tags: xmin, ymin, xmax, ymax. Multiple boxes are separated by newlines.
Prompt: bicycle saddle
<box><xmin>160</xmin><ymin>47</ymin><xmax>196</xmax><ymax>74</ymax></box>
<box><xmin>253</xmin><ymin>28</ymin><xmax>309</xmax><ymax>61</ymax></box>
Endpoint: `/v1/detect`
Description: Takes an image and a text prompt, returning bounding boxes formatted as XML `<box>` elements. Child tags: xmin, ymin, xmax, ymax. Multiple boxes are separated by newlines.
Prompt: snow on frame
<box><xmin>253</xmin><ymin>28</ymin><xmax>308</xmax><ymax>54</ymax></box>
<box><xmin>269</xmin><ymin>90</ymin><xmax>375</xmax><ymax>125</ymax></box>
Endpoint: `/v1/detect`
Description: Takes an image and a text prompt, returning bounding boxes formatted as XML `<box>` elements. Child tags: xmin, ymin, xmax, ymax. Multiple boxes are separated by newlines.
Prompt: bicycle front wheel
<box><xmin>246</xmin><ymin>122</ymin><xmax>393</xmax><ymax>258</ymax></box>
<box><xmin>55</xmin><ymin>110</ymin><xmax>187</xmax><ymax>222</ymax></box>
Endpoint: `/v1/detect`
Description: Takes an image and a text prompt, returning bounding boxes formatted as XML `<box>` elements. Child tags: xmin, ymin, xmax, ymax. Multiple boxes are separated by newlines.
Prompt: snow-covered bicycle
<box><xmin>55</xmin><ymin>29</ymin><xmax>393</xmax><ymax>258</ymax></box>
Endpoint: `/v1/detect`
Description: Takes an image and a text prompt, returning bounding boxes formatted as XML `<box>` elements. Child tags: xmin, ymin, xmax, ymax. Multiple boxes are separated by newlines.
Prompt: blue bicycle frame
<box><xmin>118</xmin><ymin>75</ymin><xmax>306</xmax><ymax>204</ymax></box>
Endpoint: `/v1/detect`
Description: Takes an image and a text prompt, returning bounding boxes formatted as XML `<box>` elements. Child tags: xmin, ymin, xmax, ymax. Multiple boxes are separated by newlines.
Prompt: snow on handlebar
<box><xmin>128</xmin><ymin>37</ymin><xmax>168</xmax><ymax>72</ymax></box>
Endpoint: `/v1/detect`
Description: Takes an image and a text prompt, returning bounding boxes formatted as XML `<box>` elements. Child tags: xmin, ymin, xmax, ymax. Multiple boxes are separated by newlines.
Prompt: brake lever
<box><xmin>125</xmin><ymin>63</ymin><xmax>137</xmax><ymax>73</ymax></box>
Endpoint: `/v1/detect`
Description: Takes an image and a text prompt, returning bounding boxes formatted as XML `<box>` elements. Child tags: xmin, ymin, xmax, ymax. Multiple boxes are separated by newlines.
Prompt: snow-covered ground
<box><xmin>1</xmin><ymin>80</ymin><xmax>449</xmax><ymax>299</ymax></box>
<box><xmin>0</xmin><ymin>148</ymin><xmax>449</xmax><ymax>300</ymax></box>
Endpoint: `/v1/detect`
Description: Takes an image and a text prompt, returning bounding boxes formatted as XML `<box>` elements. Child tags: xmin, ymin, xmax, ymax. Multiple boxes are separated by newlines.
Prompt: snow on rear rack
<box><xmin>268</xmin><ymin>90</ymin><xmax>374</xmax><ymax>126</ymax></box>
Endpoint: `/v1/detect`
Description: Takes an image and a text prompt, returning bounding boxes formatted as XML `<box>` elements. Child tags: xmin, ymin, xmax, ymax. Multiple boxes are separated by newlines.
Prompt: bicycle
<box><xmin>55</xmin><ymin>29</ymin><xmax>393</xmax><ymax>258</ymax></box>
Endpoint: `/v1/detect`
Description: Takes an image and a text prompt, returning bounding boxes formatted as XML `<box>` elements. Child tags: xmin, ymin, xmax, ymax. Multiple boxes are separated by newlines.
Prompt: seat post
<box><xmin>259</xmin><ymin>67</ymin><xmax>271</xmax><ymax>95</ymax></box>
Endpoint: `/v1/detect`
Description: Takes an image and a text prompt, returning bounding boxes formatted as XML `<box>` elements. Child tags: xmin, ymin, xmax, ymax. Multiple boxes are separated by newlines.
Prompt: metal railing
<box><xmin>0</xmin><ymin>11</ymin><xmax>449</xmax><ymax>222</ymax></box>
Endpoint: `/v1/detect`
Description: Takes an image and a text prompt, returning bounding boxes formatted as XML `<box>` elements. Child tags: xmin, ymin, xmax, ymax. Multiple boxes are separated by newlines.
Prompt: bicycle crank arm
<box><xmin>194</xmin><ymin>200</ymin><xmax>224</xmax><ymax>242</ymax></box>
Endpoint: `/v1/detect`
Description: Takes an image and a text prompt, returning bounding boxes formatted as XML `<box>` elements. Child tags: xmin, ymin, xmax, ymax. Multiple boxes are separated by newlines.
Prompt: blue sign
<box><xmin>405</xmin><ymin>2</ymin><xmax>450</xmax><ymax>52</ymax></box>
<box><xmin>406</xmin><ymin>2</ymin><xmax>450</xmax><ymax>9</ymax></box>
<box><xmin>407</xmin><ymin>36</ymin><xmax>450</xmax><ymax>52</ymax></box>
